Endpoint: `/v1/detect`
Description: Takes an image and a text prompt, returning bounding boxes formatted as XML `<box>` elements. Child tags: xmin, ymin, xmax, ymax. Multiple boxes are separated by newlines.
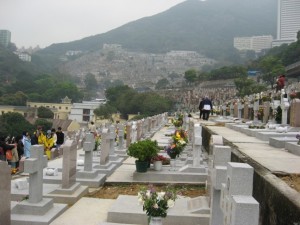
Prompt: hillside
<box><xmin>36</xmin><ymin>0</ymin><xmax>277</xmax><ymax>63</ymax></box>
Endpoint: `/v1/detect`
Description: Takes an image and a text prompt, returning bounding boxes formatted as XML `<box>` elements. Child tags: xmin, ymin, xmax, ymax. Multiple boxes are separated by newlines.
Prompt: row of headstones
<box><xmin>218</xmin><ymin>89</ymin><xmax>300</xmax><ymax>126</ymax></box>
<box><xmin>125</xmin><ymin>113</ymin><xmax>169</xmax><ymax>147</ymax></box>
<box><xmin>209</xmin><ymin>135</ymin><xmax>259</xmax><ymax>225</ymax></box>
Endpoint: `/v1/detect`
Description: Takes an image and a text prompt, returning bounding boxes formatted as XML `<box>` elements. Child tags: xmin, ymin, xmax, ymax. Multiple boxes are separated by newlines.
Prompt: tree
<box><xmin>94</xmin><ymin>104</ymin><xmax>116</xmax><ymax>120</ymax></box>
<box><xmin>37</xmin><ymin>106</ymin><xmax>54</xmax><ymax>119</ymax></box>
<box><xmin>234</xmin><ymin>78</ymin><xmax>267</xmax><ymax>97</ymax></box>
<box><xmin>184</xmin><ymin>69</ymin><xmax>198</xmax><ymax>84</ymax></box>
<box><xmin>259</xmin><ymin>56</ymin><xmax>285</xmax><ymax>89</ymax></box>
<box><xmin>0</xmin><ymin>112</ymin><xmax>34</xmax><ymax>137</ymax></box>
<box><xmin>84</xmin><ymin>73</ymin><xmax>98</xmax><ymax>90</ymax></box>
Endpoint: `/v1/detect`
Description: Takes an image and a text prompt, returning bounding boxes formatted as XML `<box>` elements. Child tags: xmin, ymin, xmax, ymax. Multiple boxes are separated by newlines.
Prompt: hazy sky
<box><xmin>0</xmin><ymin>0</ymin><xmax>187</xmax><ymax>48</ymax></box>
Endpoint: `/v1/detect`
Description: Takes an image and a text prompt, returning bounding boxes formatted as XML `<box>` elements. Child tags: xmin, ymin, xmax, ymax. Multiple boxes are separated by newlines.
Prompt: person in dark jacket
<box><xmin>56</xmin><ymin>127</ymin><xmax>65</xmax><ymax>149</ymax></box>
<box><xmin>0</xmin><ymin>136</ymin><xmax>15</xmax><ymax>161</ymax></box>
<box><xmin>198</xmin><ymin>98</ymin><xmax>204</xmax><ymax>119</ymax></box>
<box><xmin>201</xmin><ymin>96</ymin><xmax>213</xmax><ymax>120</ymax></box>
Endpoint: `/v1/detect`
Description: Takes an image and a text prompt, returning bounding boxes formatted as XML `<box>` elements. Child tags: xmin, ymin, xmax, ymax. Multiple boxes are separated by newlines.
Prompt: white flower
<box><xmin>146</xmin><ymin>190</ymin><xmax>151</xmax><ymax>198</ymax></box>
<box><xmin>167</xmin><ymin>199</ymin><xmax>175</xmax><ymax>208</ymax></box>
<box><xmin>179</xmin><ymin>140</ymin><xmax>186</xmax><ymax>145</ymax></box>
<box><xmin>153</xmin><ymin>203</ymin><xmax>159</xmax><ymax>209</ymax></box>
<box><xmin>157</xmin><ymin>192</ymin><xmax>165</xmax><ymax>200</ymax></box>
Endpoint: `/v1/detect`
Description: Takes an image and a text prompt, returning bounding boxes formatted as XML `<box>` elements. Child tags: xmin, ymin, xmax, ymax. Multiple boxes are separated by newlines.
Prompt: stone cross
<box><xmin>253</xmin><ymin>100</ymin><xmax>259</xmax><ymax>122</ymax></box>
<box><xmin>0</xmin><ymin>161</ymin><xmax>11</xmax><ymax>225</ymax></box>
<box><xmin>281</xmin><ymin>98</ymin><xmax>290</xmax><ymax>125</ymax></box>
<box><xmin>24</xmin><ymin>145</ymin><xmax>48</xmax><ymax>203</ymax></box>
<box><xmin>117</xmin><ymin>124</ymin><xmax>125</xmax><ymax>150</ymax></box>
<box><xmin>108</xmin><ymin>125</ymin><xmax>116</xmax><ymax>155</ymax></box>
<box><xmin>100</xmin><ymin>129</ymin><xmax>110</xmax><ymax>165</ymax></box>
<box><xmin>222</xmin><ymin>105</ymin><xmax>227</xmax><ymax>117</ymax></box>
<box><xmin>126</xmin><ymin>122</ymin><xmax>132</xmax><ymax>148</ymax></box>
<box><xmin>83</xmin><ymin>133</ymin><xmax>95</xmax><ymax>172</ymax></box>
<box><xmin>210</xmin><ymin>145</ymin><xmax>231</xmax><ymax>225</ymax></box>
<box><xmin>193</xmin><ymin>123</ymin><xmax>202</xmax><ymax>167</ymax></box>
<box><xmin>62</xmin><ymin>139</ymin><xmax>77</xmax><ymax>189</ymax></box>
<box><xmin>131</xmin><ymin>122</ymin><xmax>137</xmax><ymax>143</ymax></box>
<box><xmin>237</xmin><ymin>102</ymin><xmax>243</xmax><ymax>119</ymax></box>
<box><xmin>220</xmin><ymin>162</ymin><xmax>259</xmax><ymax>225</ymax></box>
<box><xmin>136</xmin><ymin>121</ymin><xmax>142</xmax><ymax>141</ymax></box>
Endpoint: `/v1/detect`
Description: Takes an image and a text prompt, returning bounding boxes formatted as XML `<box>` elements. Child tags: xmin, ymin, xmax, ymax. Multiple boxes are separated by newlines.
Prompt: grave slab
<box><xmin>256</xmin><ymin>131</ymin><xmax>299</xmax><ymax>141</ymax></box>
<box><xmin>107</xmin><ymin>195</ymin><xmax>209</xmax><ymax>225</ymax></box>
<box><xmin>269</xmin><ymin>136</ymin><xmax>298</xmax><ymax>148</ymax></box>
<box><xmin>285</xmin><ymin>142</ymin><xmax>300</xmax><ymax>156</ymax></box>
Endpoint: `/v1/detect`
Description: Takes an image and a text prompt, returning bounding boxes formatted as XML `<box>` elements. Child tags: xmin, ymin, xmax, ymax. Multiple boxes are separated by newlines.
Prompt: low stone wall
<box><xmin>203</xmin><ymin>126</ymin><xmax>300</xmax><ymax>225</ymax></box>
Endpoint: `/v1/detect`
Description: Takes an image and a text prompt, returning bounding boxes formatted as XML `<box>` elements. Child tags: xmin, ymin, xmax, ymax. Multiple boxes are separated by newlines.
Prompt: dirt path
<box><xmin>87</xmin><ymin>183</ymin><xmax>207</xmax><ymax>199</ymax></box>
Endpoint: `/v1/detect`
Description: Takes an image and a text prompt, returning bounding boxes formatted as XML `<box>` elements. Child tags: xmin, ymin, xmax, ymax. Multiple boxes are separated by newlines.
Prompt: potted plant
<box><xmin>138</xmin><ymin>184</ymin><xmax>177</xmax><ymax>225</ymax></box>
<box><xmin>127</xmin><ymin>139</ymin><xmax>159</xmax><ymax>173</ymax></box>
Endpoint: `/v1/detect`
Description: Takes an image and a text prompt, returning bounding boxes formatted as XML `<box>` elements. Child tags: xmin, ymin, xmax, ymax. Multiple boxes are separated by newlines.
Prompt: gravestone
<box><xmin>220</xmin><ymin>162</ymin><xmax>259</xmax><ymax>225</ymax></box>
<box><xmin>193</xmin><ymin>124</ymin><xmax>202</xmax><ymax>167</ymax></box>
<box><xmin>253</xmin><ymin>100</ymin><xmax>259</xmax><ymax>122</ymax></box>
<box><xmin>46</xmin><ymin>139</ymin><xmax>89</xmax><ymax>204</ymax></box>
<box><xmin>290</xmin><ymin>99</ymin><xmax>300</xmax><ymax>127</ymax></box>
<box><xmin>62</xmin><ymin>140</ymin><xmax>77</xmax><ymax>189</ymax></box>
<box><xmin>108</xmin><ymin>125</ymin><xmax>116</xmax><ymax>156</ymax></box>
<box><xmin>222</xmin><ymin>105</ymin><xmax>227</xmax><ymax>117</ymax></box>
<box><xmin>243</xmin><ymin>103</ymin><xmax>249</xmax><ymax>120</ymax></box>
<box><xmin>126</xmin><ymin>122</ymin><xmax>132</xmax><ymax>148</ymax></box>
<box><xmin>83</xmin><ymin>133</ymin><xmax>95</xmax><ymax>172</ymax></box>
<box><xmin>11</xmin><ymin>145</ymin><xmax>68</xmax><ymax>225</ymax></box>
<box><xmin>210</xmin><ymin>145</ymin><xmax>231</xmax><ymax>225</ymax></box>
<box><xmin>263</xmin><ymin>101</ymin><xmax>271</xmax><ymax>123</ymax></box>
<box><xmin>233</xmin><ymin>103</ymin><xmax>238</xmax><ymax>118</ymax></box>
<box><xmin>100</xmin><ymin>129</ymin><xmax>110</xmax><ymax>165</ymax></box>
<box><xmin>0</xmin><ymin>161</ymin><xmax>11</xmax><ymax>225</ymax></box>
<box><xmin>117</xmin><ymin>124</ymin><xmax>125</xmax><ymax>150</ymax></box>
<box><xmin>237</xmin><ymin>102</ymin><xmax>243</xmax><ymax>119</ymax></box>
<box><xmin>76</xmin><ymin>133</ymin><xmax>106</xmax><ymax>188</ymax></box>
<box><xmin>136</xmin><ymin>121</ymin><xmax>142</xmax><ymax>141</ymax></box>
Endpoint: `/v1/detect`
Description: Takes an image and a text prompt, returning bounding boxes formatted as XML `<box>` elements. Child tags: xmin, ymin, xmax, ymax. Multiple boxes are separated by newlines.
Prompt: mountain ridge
<box><xmin>38</xmin><ymin>0</ymin><xmax>277</xmax><ymax>61</ymax></box>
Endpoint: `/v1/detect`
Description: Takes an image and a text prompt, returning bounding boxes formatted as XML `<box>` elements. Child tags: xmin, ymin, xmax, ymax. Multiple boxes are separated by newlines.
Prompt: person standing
<box><xmin>198</xmin><ymin>97</ymin><xmax>204</xmax><ymax>119</ymax></box>
<box><xmin>23</xmin><ymin>132</ymin><xmax>31</xmax><ymax>158</ymax></box>
<box><xmin>56</xmin><ymin>127</ymin><xmax>65</xmax><ymax>149</ymax></box>
<box><xmin>202</xmin><ymin>96</ymin><xmax>213</xmax><ymax>120</ymax></box>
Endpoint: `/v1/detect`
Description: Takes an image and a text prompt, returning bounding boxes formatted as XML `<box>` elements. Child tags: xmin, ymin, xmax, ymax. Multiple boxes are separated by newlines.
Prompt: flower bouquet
<box><xmin>164</xmin><ymin>129</ymin><xmax>188</xmax><ymax>159</ymax></box>
<box><xmin>172</xmin><ymin>114</ymin><xmax>183</xmax><ymax>128</ymax></box>
<box><xmin>138</xmin><ymin>185</ymin><xmax>177</xmax><ymax>223</ymax></box>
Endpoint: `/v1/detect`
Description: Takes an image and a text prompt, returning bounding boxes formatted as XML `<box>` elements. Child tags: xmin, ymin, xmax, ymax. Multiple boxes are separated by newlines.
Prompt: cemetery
<box><xmin>1</xmin><ymin>85</ymin><xmax>300</xmax><ymax>225</ymax></box>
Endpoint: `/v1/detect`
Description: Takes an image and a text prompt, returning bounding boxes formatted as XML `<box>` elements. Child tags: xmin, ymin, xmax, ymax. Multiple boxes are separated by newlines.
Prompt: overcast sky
<box><xmin>0</xmin><ymin>0</ymin><xmax>187</xmax><ymax>48</ymax></box>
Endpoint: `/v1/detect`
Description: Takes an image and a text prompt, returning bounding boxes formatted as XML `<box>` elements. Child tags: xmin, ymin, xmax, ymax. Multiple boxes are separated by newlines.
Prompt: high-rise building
<box><xmin>273</xmin><ymin>0</ymin><xmax>300</xmax><ymax>46</ymax></box>
<box><xmin>0</xmin><ymin>30</ymin><xmax>11</xmax><ymax>47</ymax></box>
<box><xmin>234</xmin><ymin>35</ymin><xmax>273</xmax><ymax>53</ymax></box>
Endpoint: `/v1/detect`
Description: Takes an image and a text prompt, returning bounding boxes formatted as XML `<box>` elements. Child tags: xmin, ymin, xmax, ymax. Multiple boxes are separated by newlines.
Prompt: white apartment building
<box><xmin>68</xmin><ymin>100</ymin><xmax>106</xmax><ymax>123</ymax></box>
<box><xmin>273</xmin><ymin>0</ymin><xmax>300</xmax><ymax>46</ymax></box>
<box><xmin>14</xmin><ymin>51</ymin><xmax>31</xmax><ymax>62</ymax></box>
<box><xmin>0</xmin><ymin>30</ymin><xmax>11</xmax><ymax>47</ymax></box>
<box><xmin>234</xmin><ymin>35</ymin><xmax>273</xmax><ymax>53</ymax></box>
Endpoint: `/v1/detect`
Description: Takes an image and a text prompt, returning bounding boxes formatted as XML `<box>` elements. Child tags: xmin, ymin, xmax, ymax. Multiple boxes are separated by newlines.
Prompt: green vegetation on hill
<box><xmin>94</xmin><ymin>85</ymin><xmax>173</xmax><ymax>120</ymax></box>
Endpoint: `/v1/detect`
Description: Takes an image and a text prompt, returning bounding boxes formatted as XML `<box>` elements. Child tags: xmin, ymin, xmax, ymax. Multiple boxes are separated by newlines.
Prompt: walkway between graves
<box><xmin>204</xmin><ymin>121</ymin><xmax>300</xmax><ymax>174</ymax></box>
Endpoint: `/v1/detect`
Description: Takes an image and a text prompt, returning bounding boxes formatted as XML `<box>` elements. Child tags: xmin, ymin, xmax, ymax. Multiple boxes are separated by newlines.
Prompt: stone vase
<box><xmin>153</xmin><ymin>160</ymin><xmax>162</xmax><ymax>171</ymax></box>
<box><xmin>149</xmin><ymin>216</ymin><xmax>163</xmax><ymax>225</ymax></box>
<box><xmin>169</xmin><ymin>159</ymin><xmax>176</xmax><ymax>171</ymax></box>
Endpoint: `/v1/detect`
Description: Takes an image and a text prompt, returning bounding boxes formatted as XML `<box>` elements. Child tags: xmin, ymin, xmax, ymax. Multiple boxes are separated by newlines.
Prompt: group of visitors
<box><xmin>0</xmin><ymin>126</ymin><xmax>65</xmax><ymax>172</ymax></box>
